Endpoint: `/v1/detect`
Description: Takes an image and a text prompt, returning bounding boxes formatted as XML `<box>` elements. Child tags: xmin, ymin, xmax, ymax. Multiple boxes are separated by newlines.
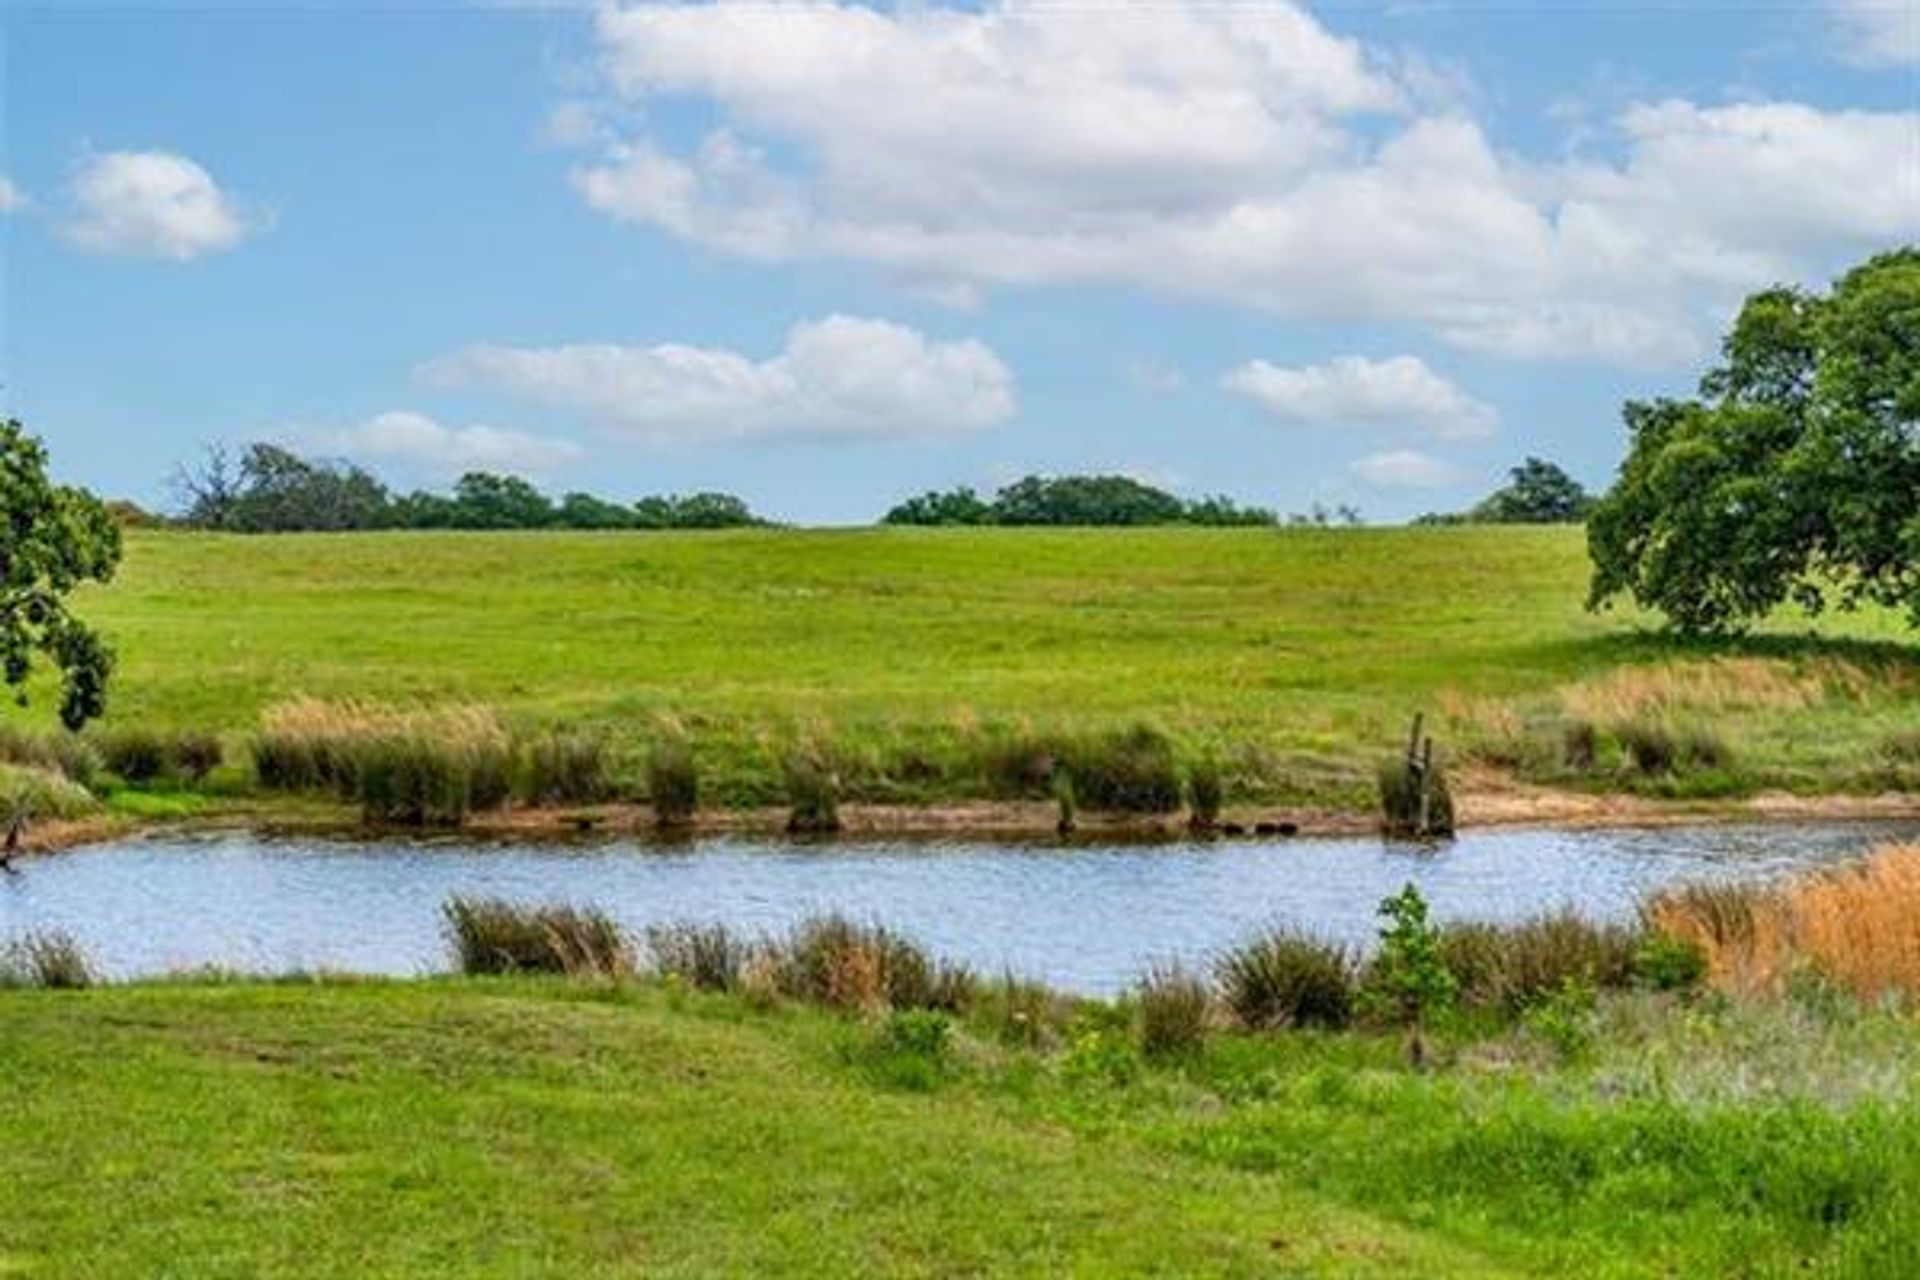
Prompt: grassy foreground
<box><xmin>32</xmin><ymin>526</ymin><xmax>1920</xmax><ymax>810</ymax></box>
<box><xmin>3</xmin><ymin>977</ymin><xmax>1916</xmax><ymax>1278</ymax></box>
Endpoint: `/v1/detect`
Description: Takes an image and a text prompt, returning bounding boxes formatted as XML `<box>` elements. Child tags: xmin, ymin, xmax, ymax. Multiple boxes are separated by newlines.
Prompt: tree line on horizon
<box><xmin>149</xmin><ymin>445</ymin><xmax>1592</xmax><ymax>534</ymax></box>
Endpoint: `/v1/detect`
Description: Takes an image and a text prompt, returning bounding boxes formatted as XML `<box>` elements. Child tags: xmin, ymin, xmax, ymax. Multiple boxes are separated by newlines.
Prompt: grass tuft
<box><xmin>784</xmin><ymin>753</ymin><xmax>842</xmax><ymax>835</ymax></box>
<box><xmin>1215</xmin><ymin>929</ymin><xmax>1355</xmax><ymax>1030</ymax></box>
<box><xmin>1</xmin><ymin>930</ymin><xmax>97</xmax><ymax>989</ymax></box>
<box><xmin>442</xmin><ymin>896</ymin><xmax>630</xmax><ymax>977</ymax></box>
<box><xmin>646</xmin><ymin>921</ymin><xmax>746</xmax><ymax>992</ymax></box>
<box><xmin>1135</xmin><ymin>961</ymin><xmax>1210</xmax><ymax>1059</ymax></box>
<box><xmin>646</xmin><ymin>739</ymin><xmax>700</xmax><ymax>827</ymax></box>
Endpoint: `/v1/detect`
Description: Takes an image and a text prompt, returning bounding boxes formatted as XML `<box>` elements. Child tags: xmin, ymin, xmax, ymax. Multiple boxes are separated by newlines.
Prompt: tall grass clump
<box><xmin>646</xmin><ymin>739</ymin><xmax>699</xmax><ymax>828</ymax></box>
<box><xmin>1648</xmin><ymin>846</ymin><xmax>1920</xmax><ymax>1003</ymax></box>
<box><xmin>1135</xmin><ymin>961</ymin><xmax>1211</xmax><ymax>1058</ymax></box>
<box><xmin>645</xmin><ymin>921</ymin><xmax>746</xmax><ymax>992</ymax></box>
<box><xmin>0</xmin><ymin>726</ymin><xmax>98</xmax><ymax>785</ymax></box>
<box><xmin>784</xmin><ymin>752</ymin><xmax>842</xmax><ymax>835</ymax></box>
<box><xmin>442</xmin><ymin>896</ymin><xmax>630</xmax><ymax>977</ymax></box>
<box><xmin>0</xmin><ymin>764</ymin><xmax>100</xmax><ymax>823</ymax></box>
<box><xmin>1186</xmin><ymin>757</ymin><xmax>1224</xmax><ymax>831</ymax></box>
<box><xmin>1615</xmin><ymin>716</ymin><xmax>1732</xmax><ymax>776</ymax></box>
<box><xmin>254</xmin><ymin>701</ymin><xmax>512</xmax><ymax>825</ymax></box>
<box><xmin>1063</xmin><ymin>725</ymin><xmax>1182</xmax><ymax>814</ymax></box>
<box><xmin>1438</xmin><ymin>912</ymin><xmax>1641</xmax><ymax>1012</ymax></box>
<box><xmin>777</xmin><ymin>916</ymin><xmax>972</xmax><ymax>1013</ymax></box>
<box><xmin>1215</xmin><ymin>929</ymin><xmax>1354</xmax><ymax>1030</ymax></box>
<box><xmin>1</xmin><ymin>930</ymin><xmax>96</xmax><ymax>989</ymax></box>
<box><xmin>95</xmin><ymin>728</ymin><xmax>169</xmax><ymax>785</ymax></box>
<box><xmin>520</xmin><ymin>731</ymin><xmax>608</xmax><ymax>805</ymax></box>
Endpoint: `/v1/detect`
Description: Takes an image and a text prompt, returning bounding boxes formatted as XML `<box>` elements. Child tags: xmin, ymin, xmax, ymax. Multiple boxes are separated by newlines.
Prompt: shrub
<box><xmin>645</xmin><ymin>921</ymin><xmax>746</xmax><ymax>992</ymax></box>
<box><xmin>646</xmin><ymin>739</ymin><xmax>699</xmax><ymax>827</ymax></box>
<box><xmin>1361</xmin><ymin>883</ymin><xmax>1457</xmax><ymax>1028</ymax></box>
<box><xmin>1136</xmin><ymin>961</ymin><xmax>1210</xmax><ymax>1059</ymax></box>
<box><xmin>442</xmin><ymin>896</ymin><xmax>629</xmax><ymax>976</ymax></box>
<box><xmin>1</xmin><ymin>930</ymin><xmax>96</xmax><ymax>989</ymax></box>
<box><xmin>1186</xmin><ymin>758</ymin><xmax>1224</xmax><ymax>830</ymax></box>
<box><xmin>172</xmin><ymin>731</ymin><xmax>224</xmax><ymax>783</ymax></box>
<box><xmin>784</xmin><ymin>753</ymin><xmax>842</xmax><ymax>835</ymax></box>
<box><xmin>1064</xmin><ymin>725</ymin><xmax>1182</xmax><ymax>813</ymax></box>
<box><xmin>1634</xmin><ymin>931</ymin><xmax>1709</xmax><ymax>993</ymax></box>
<box><xmin>1215</xmin><ymin>929</ymin><xmax>1355</xmax><ymax>1030</ymax></box>
<box><xmin>96</xmin><ymin>728</ymin><xmax>168</xmax><ymax>785</ymax></box>
<box><xmin>521</xmin><ymin>731</ymin><xmax>607</xmax><ymax>805</ymax></box>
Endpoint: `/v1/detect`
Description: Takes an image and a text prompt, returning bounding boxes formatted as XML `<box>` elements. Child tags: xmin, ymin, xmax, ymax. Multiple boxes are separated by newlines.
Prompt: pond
<box><xmin>5</xmin><ymin>820</ymin><xmax>1916</xmax><ymax>994</ymax></box>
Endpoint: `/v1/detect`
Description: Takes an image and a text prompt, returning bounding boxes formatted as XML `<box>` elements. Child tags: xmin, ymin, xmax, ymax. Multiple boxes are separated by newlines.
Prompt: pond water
<box><xmin>5</xmin><ymin>820</ymin><xmax>1915</xmax><ymax>994</ymax></box>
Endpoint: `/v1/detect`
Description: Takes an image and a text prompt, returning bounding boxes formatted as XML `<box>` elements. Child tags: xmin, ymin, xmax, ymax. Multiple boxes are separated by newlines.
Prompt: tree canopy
<box><xmin>1</xmin><ymin>421</ymin><xmax>122</xmax><ymax>728</ymax></box>
<box><xmin>882</xmin><ymin>475</ymin><xmax>1281</xmax><ymax>527</ymax></box>
<box><xmin>1587</xmin><ymin>249</ymin><xmax>1919</xmax><ymax>634</ymax></box>
<box><xmin>171</xmin><ymin>444</ymin><xmax>770</xmax><ymax>533</ymax></box>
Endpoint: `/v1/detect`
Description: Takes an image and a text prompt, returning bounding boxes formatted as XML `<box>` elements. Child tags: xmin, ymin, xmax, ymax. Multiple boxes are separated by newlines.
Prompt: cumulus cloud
<box><xmin>61</xmin><ymin>150</ymin><xmax>253</xmax><ymax>259</ymax></box>
<box><xmin>303</xmin><ymin>411</ymin><xmax>586</xmax><ymax>479</ymax></box>
<box><xmin>420</xmin><ymin>315</ymin><xmax>1016</xmax><ymax>444</ymax></box>
<box><xmin>1348</xmin><ymin>449</ymin><xmax>1466</xmax><ymax>490</ymax></box>
<box><xmin>566</xmin><ymin>1</ymin><xmax>1919</xmax><ymax>367</ymax></box>
<box><xmin>0</xmin><ymin>176</ymin><xmax>25</xmax><ymax>213</ymax></box>
<box><xmin>1827</xmin><ymin>0</ymin><xmax>1919</xmax><ymax>66</ymax></box>
<box><xmin>1223</xmin><ymin>355</ymin><xmax>1496</xmax><ymax>440</ymax></box>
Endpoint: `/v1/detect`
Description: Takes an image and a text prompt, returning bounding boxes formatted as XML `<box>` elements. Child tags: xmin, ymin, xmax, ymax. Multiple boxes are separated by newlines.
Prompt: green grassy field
<box><xmin>3</xmin><ymin>978</ymin><xmax>1915</xmax><ymax>1277</ymax></box>
<box><xmin>34</xmin><ymin>526</ymin><xmax>1920</xmax><ymax>808</ymax></box>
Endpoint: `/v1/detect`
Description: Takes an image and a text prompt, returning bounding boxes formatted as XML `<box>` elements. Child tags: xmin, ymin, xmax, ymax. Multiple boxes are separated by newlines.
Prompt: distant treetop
<box><xmin>882</xmin><ymin>474</ymin><xmax>1292</xmax><ymax>527</ymax></box>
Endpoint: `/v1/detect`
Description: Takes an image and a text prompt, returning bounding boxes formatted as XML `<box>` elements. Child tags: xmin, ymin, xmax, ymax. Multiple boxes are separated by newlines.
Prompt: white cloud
<box><xmin>570</xmin><ymin>2</ymin><xmax>1920</xmax><ymax>367</ymax></box>
<box><xmin>421</xmin><ymin>315</ymin><xmax>1016</xmax><ymax>444</ymax></box>
<box><xmin>0</xmin><ymin>176</ymin><xmax>26</xmax><ymax>213</ymax></box>
<box><xmin>1223</xmin><ymin>354</ymin><xmax>1496</xmax><ymax>440</ymax></box>
<box><xmin>303</xmin><ymin>411</ymin><xmax>586</xmax><ymax>479</ymax></box>
<box><xmin>1827</xmin><ymin>0</ymin><xmax>1919</xmax><ymax>66</ymax></box>
<box><xmin>1349</xmin><ymin>449</ymin><xmax>1466</xmax><ymax>490</ymax></box>
<box><xmin>61</xmin><ymin>150</ymin><xmax>253</xmax><ymax>260</ymax></box>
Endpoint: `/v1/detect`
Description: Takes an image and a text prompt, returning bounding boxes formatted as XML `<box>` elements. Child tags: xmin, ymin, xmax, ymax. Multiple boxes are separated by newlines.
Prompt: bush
<box><xmin>172</xmin><ymin>731</ymin><xmax>224</xmax><ymax>783</ymax></box>
<box><xmin>1065</xmin><ymin>725</ymin><xmax>1182</xmax><ymax>814</ymax></box>
<box><xmin>1634</xmin><ymin>931</ymin><xmax>1709</xmax><ymax>992</ymax></box>
<box><xmin>1136</xmin><ymin>961</ymin><xmax>1210</xmax><ymax>1059</ymax></box>
<box><xmin>520</xmin><ymin>731</ymin><xmax>607</xmax><ymax>805</ymax></box>
<box><xmin>1361</xmin><ymin>883</ymin><xmax>1457</xmax><ymax>1028</ymax></box>
<box><xmin>1215</xmin><ymin>929</ymin><xmax>1355</xmax><ymax>1030</ymax></box>
<box><xmin>96</xmin><ymin>729</ymin><xmax>168</xmax><ymax>785</ymax></box>
<box><xmin>1187</xmin><ymin>758</ymin><xmax>1224</xmax><ymax>830</ymax></box>
<box><xmin>645</xmin><ymin>921</ymin><xmax>746</xmax><ymax>992</ymax></box>
<box><xmin>1</xmin><ymin>930</ymin><xmax>96</xmax><ymax>989</ymax></box>
<box><xmin>646</xmin><ymin>739</ymin><xmax>699</xmax><ymax>827</ymax></box>
<box><xmin>785</xmin><ymin>753</ymin><xmax>842</xmax><ymax>835</ymax></box>
<box><xmin>442</xmin><ymin>896</ymin><xmax>629</xmax><ymax>976</ymax></box>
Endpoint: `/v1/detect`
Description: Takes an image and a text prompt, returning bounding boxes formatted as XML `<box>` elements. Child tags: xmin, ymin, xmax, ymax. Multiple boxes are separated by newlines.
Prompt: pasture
<box><xmin>39</xmin><ymin>525</ymin><xmax>1920</xmax><ymax>809</ymax></box>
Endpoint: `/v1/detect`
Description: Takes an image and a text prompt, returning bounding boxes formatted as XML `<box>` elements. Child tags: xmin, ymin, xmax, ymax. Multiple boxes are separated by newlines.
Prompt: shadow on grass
<box><xmin>1513</xmin><ymin>627</ymin><xmax>1920</xmax><ymax>681</ymax></box>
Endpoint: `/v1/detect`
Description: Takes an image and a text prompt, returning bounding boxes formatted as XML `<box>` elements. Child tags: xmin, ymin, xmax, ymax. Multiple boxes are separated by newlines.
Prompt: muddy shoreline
<box><xmin>21</xmin><ymin>787</ymin><xmax>1920</xmax><ymax>858</ymax></box>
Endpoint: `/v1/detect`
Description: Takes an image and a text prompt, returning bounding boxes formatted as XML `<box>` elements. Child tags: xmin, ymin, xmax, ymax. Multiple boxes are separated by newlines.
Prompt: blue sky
<box><xmin>3</xmin><ymin>1</ymin><xmax>1915</xmax><ymax>523</ymax></box>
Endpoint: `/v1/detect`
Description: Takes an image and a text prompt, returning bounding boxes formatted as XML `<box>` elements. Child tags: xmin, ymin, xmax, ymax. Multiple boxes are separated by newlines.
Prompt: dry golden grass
<box><xmin>1648</xmin><ymin>844</ymin><xmax>1920</xmax><ymax>1002</ymax></box>
<box><xmin>1560</xmin><ymin>657</ymin><xmax>1885</xmax><ymax>724</ymax></box>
